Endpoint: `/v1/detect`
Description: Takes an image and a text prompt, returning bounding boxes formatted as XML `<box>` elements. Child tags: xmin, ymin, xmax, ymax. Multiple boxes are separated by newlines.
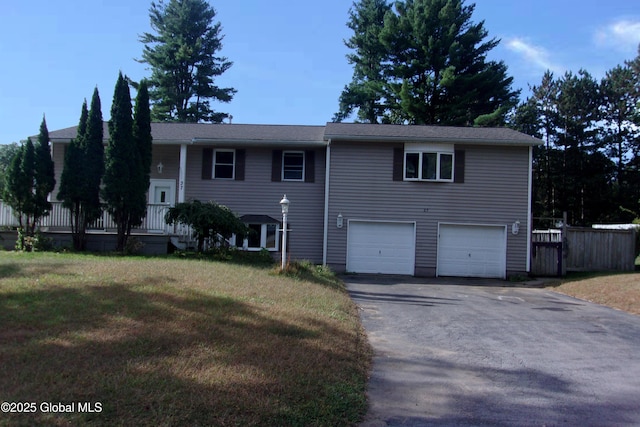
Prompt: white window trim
<box><xmin>402</xmin><ymin>144</ymin><xmax>456</xmax><ymax>182</ymax></box>
<box><xmin>233</xmin><ymin>224</ymin><xmax>279</xmax><ymax>252</ymax></box>
<box><xmin>213</xmin><ymin>149</ymin><xmax>235</xmax><ymax>180</ymax></box>
<box><xmin>282</xmin><ymin>150</ymin><xmax>305</xmax><ymax>182</ymax></box>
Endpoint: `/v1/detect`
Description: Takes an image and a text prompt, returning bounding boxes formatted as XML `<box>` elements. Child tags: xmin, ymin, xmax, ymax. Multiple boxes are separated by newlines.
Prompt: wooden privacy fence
<box><xmin>532</xmin><ymin>227</ymin><xmax>637</xmax><ymax>276</ymax></box>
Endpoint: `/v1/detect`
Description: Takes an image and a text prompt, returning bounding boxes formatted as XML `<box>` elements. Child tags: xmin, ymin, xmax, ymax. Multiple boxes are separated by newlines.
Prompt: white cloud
<box><xmin>595</xmin><ymin>19</ymin><xmax>640</xmax><ymax>53</ymax></box>
<box><xmin>505</xmin><ymin>37</ymin><xmax>563</xmax><ymax>74</ymax></box>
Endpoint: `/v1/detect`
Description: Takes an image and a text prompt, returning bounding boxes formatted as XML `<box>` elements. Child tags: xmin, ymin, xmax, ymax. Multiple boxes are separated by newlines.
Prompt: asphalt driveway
<box><xmin>345</xmin><ymin>275</ymin><xmax>640</xmax><ymax>427</ymax></box>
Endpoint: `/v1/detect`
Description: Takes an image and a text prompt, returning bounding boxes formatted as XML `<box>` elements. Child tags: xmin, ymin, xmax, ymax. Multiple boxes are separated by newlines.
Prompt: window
<box><xmin>404</xmin><ymin>145</ymin><xmax>454</xmax><ymax>182</ymax></box>
<box><xmin>214</xmin><ymin>149</ymin><xmax>235</xmax><ymax>179</ymax></box>
<box><xmin>235</xmin><ymin>223</ymin><xmax>279</xmax><ymax>251</ymax></box>
<box><xmin>282</xmin><ymin>151</ymin><xmax>304</xmax><ymax>181</ymax></box>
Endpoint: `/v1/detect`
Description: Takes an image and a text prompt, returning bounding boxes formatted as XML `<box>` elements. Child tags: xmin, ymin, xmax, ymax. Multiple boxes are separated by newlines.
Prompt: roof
<box><xmin>324</xmin><ymin>122</ymin><xmax>543</xmax><ymax>146</ymax></box>
<box><xmin>47</xmin><ymin>121</ymin><xmax>542</xmax><ymax>147</ymax></box>
<box><xmin>48</xmin><ymin>122</ymin><xmax>327</xmax><ymax>146</ymax></box>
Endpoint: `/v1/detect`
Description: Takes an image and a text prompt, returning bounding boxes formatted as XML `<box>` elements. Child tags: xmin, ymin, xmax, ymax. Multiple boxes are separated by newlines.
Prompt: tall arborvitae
<box><xmin>3</xmin><ymin>142</ymin><xmax>30</xmax><ymax>236</ymax></box>
<box><xmin>58</xmin><ymin>88</ymin><xmax>105</xmax><ymax>250</ymax></box>
<box><xmin>83</xmin><ymin>87</ymin><xmax>105</xmax><ymax>225</ymax></box>
<box><xmin>131</xmin><ymin>80</ymin><xmax>153</xmax><ymax>229</ymax></box>
<box><xmin>33</xmin><ymin>117</ymin><xmax>56</xmax><ymax>222</ymax></box>
<box><xmin>58</xmin><ymin>101</ymin><xmax>88</xmax><ymax>249</ymax></box>
<box><xmin>334</xmin><ymin>0</ymin><xmax>391</xmax><ymax>123</ymax></box>
<box><xmin>102</xmin><ymin>72</ymin><xmax>137</xmax><ymax>251</ymax></box>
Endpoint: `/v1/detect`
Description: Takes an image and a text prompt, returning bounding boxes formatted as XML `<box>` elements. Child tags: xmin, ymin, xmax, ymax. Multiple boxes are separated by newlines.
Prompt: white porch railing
<box><xmin>0</xmin><ymin>200</ymin><xmax>175</xmax><ymax>234</ymax></box>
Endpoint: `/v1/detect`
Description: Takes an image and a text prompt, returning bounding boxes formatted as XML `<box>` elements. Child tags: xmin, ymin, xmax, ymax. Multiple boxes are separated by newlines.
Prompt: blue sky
<box><xmin>1</xmin><ymin>0</ymin><xmax>639</xmax><ymax>144</ymax></box>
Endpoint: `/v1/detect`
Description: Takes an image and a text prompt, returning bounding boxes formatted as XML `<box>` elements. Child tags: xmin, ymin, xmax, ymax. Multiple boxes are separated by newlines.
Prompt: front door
<box><xmin>148</xmin><ymin>179</ymin><xmax>176</xmax><ymax>233</ymax></box>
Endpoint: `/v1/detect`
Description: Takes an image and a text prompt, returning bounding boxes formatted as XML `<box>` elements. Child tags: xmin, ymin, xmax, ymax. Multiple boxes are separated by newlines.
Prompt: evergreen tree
<box><xmin>131</xmin><ymin>80</ymin><xmax>153</xmax><ymax>230</ymax></box>
<box><xmin>139</xmin><ymin>0</ymin><xmax>236</xmax><ymax>123</ymax></box>
<box><xmin>3</xmin><ymin>142</ymin><xmax>30</xmax><ymax>232</ymax></box>
<box><xmin>0</xmin><ymin>142</ymin><xmax>20</xmax><ymax>192</ymax></box>
<box><xmin>378</xmin><ymin>0</ymin><xmax>518</xmax><ymax>125</ymax></box>
<box><xmin>58</xmin><ymin>89</ymin><xmax>105</xmax><ymax>250</ymax></box>
<box><xmin>334</xmin><ymin>0</ymin><xmax>392</xmax><ymax>123</ymax></box>
<box><xmin>58</xmin><ymin>100</ymin><xmax>88</xmax><ymax>249</ymax></box>
<box><xmin>33</xmin><ymin>117</ymin><xmax>56</xmax><ymax>222</ymax></box>
<box><xmin>103</xmin><ymin>72</ymin><xmax>137</xmax><ymax>251</ymax></box>
<box><xmin>601</xmin><ymin>63</ymin><xmax>639</xmax><ymax>218</ymax></box>
<box><xmin>3</xmin><ymin>139</ymin><xmax>38</xmax><ymax>247</ymax></box>
<box><xmin>83</xmin><ymin>87</ymin><xmax>105</xmax><ymax>224</ymax></box>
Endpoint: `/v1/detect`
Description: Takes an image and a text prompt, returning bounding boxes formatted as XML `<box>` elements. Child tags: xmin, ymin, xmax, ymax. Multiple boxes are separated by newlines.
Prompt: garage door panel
<box><xmin>437</xmin><ymin>224</ymin><xmax>506</xmax><ymax>279</ymax></box>
<box><xmin>347</xmin><ymin>221</ymin><xmax>415</xmax><ymax>275</ymax></box>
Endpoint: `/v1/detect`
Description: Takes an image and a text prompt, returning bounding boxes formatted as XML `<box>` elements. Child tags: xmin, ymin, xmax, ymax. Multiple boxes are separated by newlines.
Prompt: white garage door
<box><xmin>347</xmin><ymin>221</ymin><xmax>416</xmax><ymax>275</ymax></box>
<box><xmin>437</xmin><ymin>223</ymin><xmax>506</xmax><ymax>279</ymax></box>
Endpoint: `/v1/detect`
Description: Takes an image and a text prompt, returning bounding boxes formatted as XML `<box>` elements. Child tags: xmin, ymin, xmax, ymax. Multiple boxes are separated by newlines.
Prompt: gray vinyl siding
<box><xmin>326</xmin><ymin>142</ymin><xmax>531</xmax><ymax>275</ymax></box>
<box><xmin>185</xmin><ymin>145</ymin><xmax>325</xmax><ymax>263</ymax></box>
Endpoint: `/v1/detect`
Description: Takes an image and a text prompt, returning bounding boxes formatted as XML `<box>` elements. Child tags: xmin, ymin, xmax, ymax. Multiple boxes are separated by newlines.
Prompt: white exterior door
<box><xmin>347</xmin><ymin>220</ymin><xmax>416</xmax><ymax>275</ymax></box>
<box><xmin>148</xmin><ymin>179</ymin><xmax>176</xmax><ymax>233</ymax></box>
<box><xmin>437</xmin><ymin>223</ymin><xmax>506</xmax><ymax>279</ymax></box>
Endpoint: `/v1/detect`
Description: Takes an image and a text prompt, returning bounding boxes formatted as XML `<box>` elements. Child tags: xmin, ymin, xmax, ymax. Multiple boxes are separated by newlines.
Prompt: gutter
<box><xmin>324</xmin><ymin>135</ymin><xmax>543</xmax><ymax>147</ymax></box>
<box><xmin>322</xmin><ymin>139</ymin><xmax>331</xmax><ymax>266</ymax></box>
<box><xmin>190</xmin><ymin>138</ymin><xmax>327</xmax><ymax>147</ymax></box>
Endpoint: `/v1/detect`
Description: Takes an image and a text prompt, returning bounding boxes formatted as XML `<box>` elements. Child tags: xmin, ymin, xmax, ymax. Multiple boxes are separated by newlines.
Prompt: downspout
<box><xmin>526</xmin><ymin>145</ymin><xmax>533</xmax><ymax>273</ymax></box>
<box><xmin>322</xmin><ymin>139</ymin><xmax>331</xmax><ymax>266</ymax></box>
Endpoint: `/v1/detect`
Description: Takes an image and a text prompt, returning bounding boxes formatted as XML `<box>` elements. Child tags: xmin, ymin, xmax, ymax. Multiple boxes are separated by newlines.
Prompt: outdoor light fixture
<box><xmin>337</xmin><ymin>213</ymin><xmax>343</xmax><ymax>229</ymax></box>
<box><xmin>279</xmin><ymin>194</ymin><xmax>290</xmax><ymax>270</ymax></box>
<box><xmin>157</xmin><ymin>162</ymin><xmax>164</xmax><ymax>174</ymax></box>
<box><xmin>512</xmin><ymin>220</ymin><xmax>520</xmax><ymax>235</ymax></box>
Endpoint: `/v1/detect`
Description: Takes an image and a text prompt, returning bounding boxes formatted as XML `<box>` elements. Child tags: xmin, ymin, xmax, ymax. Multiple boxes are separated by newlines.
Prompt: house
<box><xmin>3</xmin><ymin>122</ymin><xmax>542</xmax><ymax>278</ymax></box>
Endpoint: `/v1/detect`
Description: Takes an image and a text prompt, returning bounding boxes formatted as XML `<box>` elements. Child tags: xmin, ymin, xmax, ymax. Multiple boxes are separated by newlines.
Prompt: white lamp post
<box><xmin>279</xmin><ymin>194</ymin><xmax>290</xmax><ymax>270</ymax></box>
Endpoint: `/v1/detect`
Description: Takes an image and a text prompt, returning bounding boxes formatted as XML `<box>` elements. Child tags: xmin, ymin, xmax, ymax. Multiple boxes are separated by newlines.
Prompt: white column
<box><xmin>179</xmin><ymin>144</ymin><xmax>187</xmax><ymax>203</ymax></box>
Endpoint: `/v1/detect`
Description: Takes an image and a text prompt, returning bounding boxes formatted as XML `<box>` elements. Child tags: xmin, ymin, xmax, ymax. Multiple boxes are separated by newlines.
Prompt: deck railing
<box><xmin>0</xmin><ymin>201</ymin><xmax>174</xmax><ymax>234</ymax></box>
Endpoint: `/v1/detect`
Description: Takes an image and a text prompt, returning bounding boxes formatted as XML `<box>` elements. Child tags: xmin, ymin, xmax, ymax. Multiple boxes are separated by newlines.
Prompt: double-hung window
<box><xmin>213</xmin><ymin>149</ymin><xmax>235</xmax><ymax>179</ymax></box>
<box><xmin>282</xmin><ymin>151</ymin><xmax>305</xmax><ymax>181</ymax></box>
<box><xmin>404</xmin><ymin>144</ymin><xmax>454</xmax><ymax>182</ymax></box>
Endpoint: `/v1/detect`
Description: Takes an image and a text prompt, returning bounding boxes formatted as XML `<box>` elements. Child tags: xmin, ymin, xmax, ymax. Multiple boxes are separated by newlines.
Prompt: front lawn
<box><xmin>0</xmin><ymin>253</ymin><xmax>371</xmax><ymax>426</ymax></box>
<box><xmin>547</xmin><ymin>272</ymin><xmax>640</xmax><ymax>316</ymax></box>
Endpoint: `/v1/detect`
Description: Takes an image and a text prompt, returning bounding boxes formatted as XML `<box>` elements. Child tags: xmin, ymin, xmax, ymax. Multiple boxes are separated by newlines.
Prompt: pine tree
<box><xmin>334</xmin><ymin>0</ymin><xmax>391</xmax><ymax>123</ymax></box>
<box><xmin>103</xmin><ymin>72</ymin><xmax>137</xmax><ymax>251</ymax></box>
<box><xmin>139</xmin><ymin>0</ymin><xmax>236</xmax><ymax>123</ymax></box>
<box><xmin>377</xmin><ymin>0</ymin><xmax>518</xmax><ymax>125</ymax></box>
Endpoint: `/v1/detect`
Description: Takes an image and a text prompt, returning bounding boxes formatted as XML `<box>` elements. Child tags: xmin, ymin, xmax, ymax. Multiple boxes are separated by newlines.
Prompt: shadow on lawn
<box><xmin>0</xmin><ymin>280</ymin><xmax>368</xmax><ymax>426</ymax></box>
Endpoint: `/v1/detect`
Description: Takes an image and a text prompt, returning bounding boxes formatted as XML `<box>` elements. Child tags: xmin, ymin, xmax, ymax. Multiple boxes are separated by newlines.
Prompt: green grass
<box><xmin>0</xmin><ymin>252</ymin><xmax>371</xmax><ymax>426</ymax></box>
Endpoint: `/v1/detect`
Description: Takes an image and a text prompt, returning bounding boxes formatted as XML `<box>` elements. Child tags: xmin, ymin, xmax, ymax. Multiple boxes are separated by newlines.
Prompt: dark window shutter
<box><xmin>393</xmin><ymin>147</ymin><xmax>404</xmax><ymax>181</ymax></box>
<box><xmin>235</xmin><ymin>149</ymin><xmax>245</xmax><ymax>181</ymax></box>
<box><xmin>271</xmin><ymin>150</ymin><xmax>282</xmax><ymax>182</ymax></box>
<box><xmin>202</xmin><ymin>148</ymin><xmax>213</xmax><ymax>180</ymax></box>
<box><xmin>454</xmin><ymin>150</ymin><xmax>465</xmax><ymax>183</ymax></box>
<box><xmin>304</xmin><ymin>150</ymin><xmax>315</xmax><ymax>183</ymax></box>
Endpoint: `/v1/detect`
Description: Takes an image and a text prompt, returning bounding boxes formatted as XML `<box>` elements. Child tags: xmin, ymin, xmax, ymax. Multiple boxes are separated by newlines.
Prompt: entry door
<box><xmin>148</xmin><ymin>180</ymin><xmax>176</xmax><ymax>233</ymax></box>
